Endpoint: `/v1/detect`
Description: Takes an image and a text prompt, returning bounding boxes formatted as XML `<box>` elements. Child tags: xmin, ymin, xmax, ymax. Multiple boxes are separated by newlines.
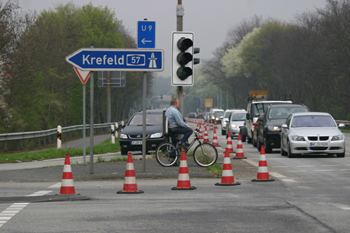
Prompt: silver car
<box><xmin>280</xmin><ymin>112</ymin><xmax>345</xmax><ymax>158</ymax></box>
<box><xmin>226</xmin><ymin>110</ymin><xmax>247</xmax><ymax>139</ymax></box>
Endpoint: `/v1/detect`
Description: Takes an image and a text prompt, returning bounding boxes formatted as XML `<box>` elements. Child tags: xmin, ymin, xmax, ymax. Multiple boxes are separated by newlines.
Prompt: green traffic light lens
<box><xmin>177</xmin><ymin>67</ymin><xmax>192</xmax><ymax>80</ymax></box>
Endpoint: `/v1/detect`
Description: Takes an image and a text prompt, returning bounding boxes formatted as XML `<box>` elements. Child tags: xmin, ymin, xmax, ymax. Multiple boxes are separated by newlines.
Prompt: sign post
<box><xmin>73</xmin><ymin>67</ymin><xmax>91</xmax><ymax>166</ymax></box>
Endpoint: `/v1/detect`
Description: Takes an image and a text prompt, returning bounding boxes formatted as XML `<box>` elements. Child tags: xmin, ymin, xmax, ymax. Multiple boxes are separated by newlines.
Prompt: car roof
<box><xmin>136</xmin><ymin>109</ymin><xmax>163</xmax><ymax>114</ymax></box>
<box><xmin>267</xmin><ymin>104</ymin><xmax>306</xmax><ymax>108</ymax></box>
<box><xmin>291</xmin><ymin>112</ymin><xmax>331</xmax><ymax>116</ymax></box>
<box><xmin>251</xmin><ymin>100</ymin><xmax>292</xmax><ymax>104</ymax></box>
<box><xmin>225</xmin><ymin>109</ymin><xmax>245</xmax><ymax>112</ymax></box>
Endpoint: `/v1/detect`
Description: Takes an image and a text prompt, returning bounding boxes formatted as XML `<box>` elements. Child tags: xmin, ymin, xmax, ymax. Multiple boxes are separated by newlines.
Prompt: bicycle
<box><xmin>155</xmin><ymin>128</ymin><xmax>218</xmax><ymax>167</ymax></box>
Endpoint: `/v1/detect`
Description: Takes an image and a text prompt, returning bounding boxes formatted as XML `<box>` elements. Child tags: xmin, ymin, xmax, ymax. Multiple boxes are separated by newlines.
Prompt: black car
<box><xmin>119</xmin><ymin>109</ymin><xmax>166</xmax><ymax>155</ymax></box>
<box><xmin>256</xmin><ymin>104</ymin><xmax>310</xmax><ymax>153</ymax></box>
<box><xmin>188</xmin><ymin>112</ymin><xmax>197</xmax><ymax>118</ymax></box>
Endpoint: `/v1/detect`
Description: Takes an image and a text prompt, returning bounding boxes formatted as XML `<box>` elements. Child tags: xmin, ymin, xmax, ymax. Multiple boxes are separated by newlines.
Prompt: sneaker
<box><xmin>179</xmin><ymin>142</ymin><xmax>189</xmax><ymax>149</ymax></box>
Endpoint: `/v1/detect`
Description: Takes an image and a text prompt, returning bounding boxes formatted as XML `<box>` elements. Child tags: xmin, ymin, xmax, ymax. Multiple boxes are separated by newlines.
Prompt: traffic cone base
<box><xmin>117</xmin><ymin>152</ymin><xmax>144</xmax><ymax>194</ymax></box>
<box><xmin>172</xmin><ymin>150</ymin><xmax>196</xmax><ymax>190</ymax></box>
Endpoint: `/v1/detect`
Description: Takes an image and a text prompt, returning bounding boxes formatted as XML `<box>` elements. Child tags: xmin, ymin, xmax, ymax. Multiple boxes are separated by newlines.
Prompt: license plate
<box><xmin>310</xmin><ymin>142</ymin><xmax>328</xmax><ymax>147</ymax></box>
<box><xmin>131</xmin><ymin>141</ymin><xmax>142</xmax><ymax>145</ymax></box>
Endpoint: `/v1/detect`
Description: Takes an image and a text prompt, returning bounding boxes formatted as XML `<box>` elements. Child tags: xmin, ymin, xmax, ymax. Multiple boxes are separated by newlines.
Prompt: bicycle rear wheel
<box><xmin>155</xmin><ymin>142</ymin><xmax>179</xmax><ymax>167</ymax></box>
<box><xmin>193</xmin><ymin>142</ymin><xmax>218</xmax><ymax>167</ymax></box>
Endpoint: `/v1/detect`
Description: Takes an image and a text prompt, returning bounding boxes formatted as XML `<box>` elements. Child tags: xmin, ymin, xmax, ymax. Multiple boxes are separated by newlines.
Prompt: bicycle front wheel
<box><xmin>193</xmin><ymin>142</ymin><xmax>218</xmax><ymax>167</ymax></box>
<box><xmin>155</xmin><ymin>142</ymin><xmax>179</xmax><ymax>167</ymax></box>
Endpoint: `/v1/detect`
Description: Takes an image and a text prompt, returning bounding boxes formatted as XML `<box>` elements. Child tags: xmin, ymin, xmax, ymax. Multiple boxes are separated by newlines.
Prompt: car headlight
<box><xmin>231</xmin><ymin>123</ymin><xmax>236</xmax><ymax>128</ymax></box>
<box><xmin>268</xmin><ymin>126</ymin><xmax>280</xmax><ymax>131</ymax></box>
<box><xmin>332</xmin><ymin>135</ymin><xmax>344</xmax><ymax>141</ymax></box>
<box><xmin>150</xmin><ymin>133</ymin><xmax>162</xmax><ymax>138</ymax></box>
<box><xmin>216</xmin><ymin>117</ymin><xmax>219</xmax><ymax>121</ymax></box>
<box><xmin>120</xmin><ymin>134</ymin><xmax>127</xmax><ymax>139</ymax></box>
<box><xmin>291</xmin><ymin>135</ymin><xmax>305</xmax><ymax>141</ymax></box>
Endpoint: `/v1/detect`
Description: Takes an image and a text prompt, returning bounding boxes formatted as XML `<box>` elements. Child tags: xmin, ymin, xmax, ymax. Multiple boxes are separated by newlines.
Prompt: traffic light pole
<box><xmin>177</xmin><ymin>0</ymin><xmax>184</xmax><ymax>114</ymax></box>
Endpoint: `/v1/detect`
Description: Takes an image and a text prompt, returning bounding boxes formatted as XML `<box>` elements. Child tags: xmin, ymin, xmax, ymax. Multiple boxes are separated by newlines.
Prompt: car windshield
<box><xmin>253</xmin><ymin>103</ymin><xmax>290</xmax><ymax>117</ymax></box>
<box><xmin>224</xmin><ymin>111</ymin><xmax>232</xmax><ymax>118</ymax></box>
<box><xmin>268</xmin><ymin>107</ymin><xmax>308</xmax><ymax>120</ymax></box>
<box><xmin>231</xmin><ymin>113</ymin><xmax>246</xmax><ymax>121</ymax></box>
<box><xmin>128</xmin><ymin>114</ymin><xmax>162</xmax><ymax>126</ymax></box>
<box><xmin>291</xmin><ymin>115</ymin><xmax>335</xmax><ymax>128</ymax></box>
<box><xmin>214</xmin><ymin>112</ymin><xmax>224</xmax><ymax>117</ymax></box>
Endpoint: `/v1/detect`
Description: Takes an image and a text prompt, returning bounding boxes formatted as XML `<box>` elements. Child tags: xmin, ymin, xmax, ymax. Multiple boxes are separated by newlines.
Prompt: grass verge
<box><xmin>205</xmin><ymin>164</ymin><xmax>223</xmax><ymax>178</ymax></box>
<box><xmin>0</xmin><ymin>139</ymin><xmax>121</xmax><ymax>163</ymax></box>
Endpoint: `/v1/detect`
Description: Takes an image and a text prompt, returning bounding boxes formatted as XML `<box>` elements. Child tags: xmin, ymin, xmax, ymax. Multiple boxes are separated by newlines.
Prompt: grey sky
<box><xmin>18</xmin><ymin>0</ymin><xmax>328</xmax><ymax>77</ymax></box>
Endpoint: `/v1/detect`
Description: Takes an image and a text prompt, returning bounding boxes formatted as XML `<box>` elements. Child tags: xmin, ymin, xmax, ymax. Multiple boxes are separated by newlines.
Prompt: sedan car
<box><xmin>119</xmin><ymin>109</ymin><xmax>166</xmax><ymax>155</ymax></box>
<box><xmin>256</xmin><ymin>104</ymin><xmax>310</xmax><ymax>152</ymax></box>
<box><xmin>280</xmin><ymin>112</ymin><xmax>345</xmax><ymax>158</ymax></box>
<box><xmin>188</xmin><ymin>112</ymin><xmax>197</xmax><ymax>118</ymax></box>
<box><xmin>226</xmin><ymin>110</ymin><xmax>247</xmax><ymax>139</ymax></box>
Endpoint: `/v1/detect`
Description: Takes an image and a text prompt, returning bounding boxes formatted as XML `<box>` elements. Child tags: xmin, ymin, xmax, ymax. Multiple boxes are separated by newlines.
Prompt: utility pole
<box><xmin>177</xmin><ymin>0</ymin><xmax>184</xmax><ymax>114</ymax></box>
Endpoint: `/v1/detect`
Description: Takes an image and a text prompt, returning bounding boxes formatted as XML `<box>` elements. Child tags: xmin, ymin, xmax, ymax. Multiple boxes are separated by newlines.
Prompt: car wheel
<box><xmin>247</xmin><ymin>132</ymin><xmax>252</xmax><ymax>143</ymax></box>
<box><xmin>257</xmin><ymin>136</ymin><xmax>261</xmax><ymax>152</ymax></box>
<box><xmin>280</xmin><ymin>139</ymin><xmax>287</xmax><ymax>156</ymax></box>
<box><xmin>121</xmin><ymin>149</ymin><xmax>127</xmax><ymax>155</ymax></box>
<box><xmin>288</xmin><ymin>143</ymin><xmax>297</xmax><ymax>158</ymax></box>
<box><xmin>264</xmin><ymin>137</ymin><xmax>272</xmax><ymax>153</ymax></box>
<box><xmin>241</xmin><ymin>135</ymin><xmax>246</xmax><ymax>142</ymax></box>
<box><xmin>336</xmin><ymin>153</ymin><xmax>345</xmax><ymax>158</ymax></box>
<box><xmin>222</xmin><ymin>129</ymin><xmax>226</xmax><ymax>135</ymax></box>
<box><xmin>253</xmin><ymin>136</ymin><xmax>257</xmax><ymax>147</ymax></box>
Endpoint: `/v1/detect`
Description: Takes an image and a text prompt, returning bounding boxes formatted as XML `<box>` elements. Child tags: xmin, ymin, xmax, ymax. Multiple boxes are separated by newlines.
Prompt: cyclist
<box><xmin>165</xmin><ymin>98</ymin><xmax>193</xmax><ymax>149</ymax></box>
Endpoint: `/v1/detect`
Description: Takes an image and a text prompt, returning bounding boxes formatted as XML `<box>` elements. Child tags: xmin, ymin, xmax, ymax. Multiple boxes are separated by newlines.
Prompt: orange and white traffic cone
<box><xmin>233</xmin><ymin>134</ymin><xmax>247</xmax><ymax>159</ymax></box>
<box><xmin>60</xmin><ymin>153</ymin><xmax>76</xmax><ymax>195</ymax></box>
<box><xmin>203</xmin><ymin>126</ymin><xmax>210</xmax><ymax>142</ymax></box>
<box><xmin>215</xmin><ymin>151</ymin><xmax>241</xmax><ymax>186</ymax></box>
<box><xmin>212</xmin><ymin>128</ymin><xmax>220</xmax><ymax>147</ymax></box>
<box><xmin>198</xmin><ymin>124</ymin><xmax>203</xmax><ymax>139</ymax></box>
<box><xmin>225</xmin><ymin>131</ymin><xmax>234</xmax><ymax>153</ymax></box>
<box><xmin>252</xmin><ymin>145</ymin><xmax>275</xmax><ymax>182</ymax></box>
<box><xmin>117</xmin><ymin>152</ymin><xmax>144</xmax><ymax>194</ymax></box>
<box><xmin>210</xmin><ymin>120</ymin><xmax>213</xmax><ymax>131</ymax></box>
<box><xmin>172</xmin><ymin>150</ymin><xmax>196</xmax><ymax>190</ymax></box>
<box><xmin>214</xmin><ymin>120</ymin><xmax>218</xmax><ymax>130</ymax></box>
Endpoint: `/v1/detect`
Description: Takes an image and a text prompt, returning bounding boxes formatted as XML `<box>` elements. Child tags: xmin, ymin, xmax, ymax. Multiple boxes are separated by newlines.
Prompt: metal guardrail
<box><xmin>0</xmin><ymin>122</ymin><xmax>125</xmax><ymax>152</ymax></box>
<box><xmin>0</xmin><ymin>123</ymin><xmax>116</xmax><ymax>142</ymax></box>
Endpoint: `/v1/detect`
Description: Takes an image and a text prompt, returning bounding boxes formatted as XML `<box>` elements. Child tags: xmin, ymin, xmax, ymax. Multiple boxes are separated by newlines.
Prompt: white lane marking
<box><xmin>321</xmin><ymin>165</ymin><xmax>340</xmax><ymax>167</ymax></box>
<box><xmin>245</xmin><ymin>159</ymin><xmax>258</xmax><ymax>167</ymax></box>
<box><xmin>269</xmin><ymin>172</ymin><xmax>287</xmax><ymax>178</ymax></box>
<box><xmin>297</xmin><ymin>165</ymin><xmax>314</xmax><ymax>167</ymax></box>
<box><xmin>314</xmin><ymin>170</ymin><xmax>334</xmax><ymax>172</ymax></box>
<box><xmin>333</xmin><ymin>204</ymin><xmax>350</xmax><ymax>210</ymax></box>
<box><xmin>281</xmin><ymin>179</ymin><xmax>298</xmax><ymax>182</ymax></box>
<box><xmin>0</xmin><ymin>203</ymin><xmax>29</xmax><ymax>229</ymax></box>
<box><xmin>26</xmin><ymin>190</ymin><xmax>53</xmax><ymax>197</ymax></box>
<box><xmin>271</xmin><ymin>166</ymin><xmax>288</xmax><ymax>168</ymax></box>
<box><xmin>48</xmin><ymin>182</ymin><xmax>61</xmax><ymax>189</ymax></box>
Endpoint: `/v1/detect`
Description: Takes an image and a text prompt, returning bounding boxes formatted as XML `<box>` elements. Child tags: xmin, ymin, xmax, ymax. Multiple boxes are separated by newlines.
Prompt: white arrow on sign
<box><xmin>141</xmin><ymin>38</ymin><xmax>152</xmax><ymax>44</ymax></box>
<box><xmin>73</xmin><ymin>67</ymin><xmax>91</xmax><ymax>84</ymax></box>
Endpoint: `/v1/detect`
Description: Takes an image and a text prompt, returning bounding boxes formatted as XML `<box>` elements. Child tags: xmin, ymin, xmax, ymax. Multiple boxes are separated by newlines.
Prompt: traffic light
<box><xmin>171</xmin><ymin>31</ymin><xmax>200</xmax><ymax>86</ymax></box>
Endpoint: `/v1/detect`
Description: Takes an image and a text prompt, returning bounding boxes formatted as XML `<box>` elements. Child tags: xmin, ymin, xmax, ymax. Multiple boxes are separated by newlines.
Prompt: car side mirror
<box><xmin>281</xmin><ymin>124</ymin><xmax>288</xmax><ymax>128</ymax></box>
<box><xmin>338</xmin><ymin>123</ymin><xmax>345</xmax><ymax>128</ymax></box>
<box><xmin>246</xmin><ymin>113</ymin><xmax>251</xmax><ymax>120</ymax></box>
<box><xmin>220</xmin><ymin>116</ymin><xmax>223</xmax><ymax>119</ymax></box>
<box><xmin>258</xmin><ymin>116</ymin><xmax>264</xmax><ymax>121</ymax></box>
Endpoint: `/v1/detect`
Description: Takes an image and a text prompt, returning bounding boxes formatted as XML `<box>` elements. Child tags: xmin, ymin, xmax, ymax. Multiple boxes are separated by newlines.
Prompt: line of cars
<box><xmin>240</xmin><ymin>99</ymin><xmax>346</xmax><ymax>158</ymax></box>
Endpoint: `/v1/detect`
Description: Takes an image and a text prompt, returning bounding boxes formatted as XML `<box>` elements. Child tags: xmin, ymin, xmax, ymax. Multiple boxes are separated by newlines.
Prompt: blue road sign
<box><xmin>65</xmin><ymin>48</ymin><xmax>164</xmax><ymax>71</ymax></box>
<box><xmin>138</xmin><ymin>21</ymin><xmax>155</xmax><ymax>48</ymax></box>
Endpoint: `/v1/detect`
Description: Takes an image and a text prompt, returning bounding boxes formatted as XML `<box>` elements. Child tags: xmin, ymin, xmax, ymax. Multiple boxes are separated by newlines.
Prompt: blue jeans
<box><xmin>169</xmin><ymin>127</ymin><xmax>193</xmax><ymax>144</ymax></box>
